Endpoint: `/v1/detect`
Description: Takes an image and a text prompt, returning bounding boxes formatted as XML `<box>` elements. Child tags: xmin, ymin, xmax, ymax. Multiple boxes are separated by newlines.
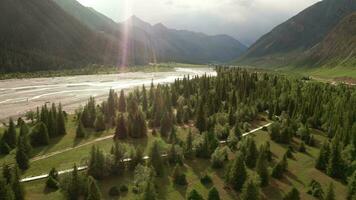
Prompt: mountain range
<box><xmin>0</xmin><ymin>0</ymin><xmax>246</xmax><ymax>73</ymax></box>
<box><xmin>238</xmin><ymin>0</ymin><xmax>356</xmax><ymax>68</ymax></box>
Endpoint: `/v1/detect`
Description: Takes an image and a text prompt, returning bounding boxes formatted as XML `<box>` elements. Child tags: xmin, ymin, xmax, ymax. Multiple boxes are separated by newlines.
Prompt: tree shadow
<box><xmin>285</xmin><ymin>171</ymin><xmax>304</xmax><ymax>186</ymax></box>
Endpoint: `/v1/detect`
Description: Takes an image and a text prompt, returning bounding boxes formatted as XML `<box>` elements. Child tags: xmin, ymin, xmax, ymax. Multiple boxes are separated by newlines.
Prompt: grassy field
<box><xmin>20</xmin><ymin>117</ymin><xmax>348</xmax><ymax>200</ymax></box>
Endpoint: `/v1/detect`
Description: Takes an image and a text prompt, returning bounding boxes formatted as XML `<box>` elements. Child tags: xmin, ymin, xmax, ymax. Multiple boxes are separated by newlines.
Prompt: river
<box><xmin>0</xmin><ymin>67</ymin><xmax>216</xmax><ymax>121</ymax></box>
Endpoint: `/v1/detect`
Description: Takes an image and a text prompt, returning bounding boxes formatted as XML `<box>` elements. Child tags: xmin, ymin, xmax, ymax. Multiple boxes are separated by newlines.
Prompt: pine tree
<box><xmin>325</xmin><ymin>182</ymin><xmax>335</xmax><ymax>200</ymax></box>
<box><xmin>114</xmin><ymin>114</ymin><xmax>127</xmax><ymax>140</ymax></box>
<box><xmin>187</xmin><ymin>189</ymin><xmax>204</xmax><ymax>200</ymax></box>
<box><xmin>245</xmin><ymin>138</ymin><xmax>258</xmax><ymax>168</ymax></box>
<box><xmin>64</xmin><ymin>165</ymin><xmax>82</xmax><ymax>200</ymax></box>
<box><xmin>19</xmin><ymin>123</ymin><xmax>29</xmax><ymax>137</ymax></box>
<box><xmin>30</xmin><ymin>122</ymin><xmax>49</xmax><ymax>146</ymax></box>
<box><xmin>0</xmin><ymin>176</ymin><xmax>15</xmax><ymax>200</ymax></box>
<box><xmin>88</xmin><ymin>146</ymin><xmax>106</xmax><ymax>179</ymax></box>
<box><xmin>86</xmin><ymin>176</ymin><xmax>101</xmax><ymax>200</ymax></box>
<box><xmin>16</xmin><ymin>137</ymin><xmax>29</xmax><ymax>170</ymax></box>
<box><xmin>118</xmin><ymin>89</ymin><xmax>126</xmax><ymax>113</ymax></box>
<box><xmin>57</xmin><ymin>104</ymin><xmax>66</xmax><ymax>135</ymax></box>
<box><xmin>196</xmin><ymin>103</ymin><xmax>206</xmax><ymax>133</ymax></box>
<box><xmin>76</xmin><ymin>120</ymin><xmax>86</xmax><ymax>138</ymax></box>
<box><xmin>160</xmin><ymin>110</ymin><xmax>173</xmax><ymax>137</ymax></box>
<box><xmin>315</xmin><ymin>141</ymin><xmax>330</xmax><ymax>171</ymax></box>
<box><xmin>142</xmin><ymin>85</ymin><xmax>148</xmax><ymax>112</ymax></box>
<box><xmin>3</xmin><ymin>118</ymin><xmax>16</xmax><ymax>148</ymax></box>
<box><xmin>94</xmin><ymin>114</ymin><xmax>106</xmax><ymax>132</ymax></box>
<box><xmin>326</xmin><ymin>138</ymin><xmax>345</xmax><ymax>179</ymax></box>
<box><xmin>283</xmin><ymin>187</ymin><xmax>300</xmax><ymax>200</ymax></box>
<box><xmin>46</xmin><ymin>168</ymin><xmax>59</xmax><ymax>189</ymax></box>
<box><xmin>241</xmin><ymin>179</ymin><xmax>260</xmax><ymax>200</ymax></box>
<box><xmin>256</xmin><ymin>152</ymin><xmax>269</xmax><ymax>187</ymax></box>
<box><xmin>226</xmin><ymin>153</ymin><xmax>247</xmax><ymax>191</ymax></box>
<box><xmin>184</xmin><ymin>129</ymin><xmax>194</xmax><ymax>157</ymax></box>
<box><xmin>148</xmin><ymin>140</ymin><xmax>164</xmax><ymax>176</ymax></box>
<box><xmin>172</xmin><ymin>164</ymin><xmax>187</xmax><ymax>185</ymax></box>
<box><xmin>11</xmin><ymin>166</ymin><xmax>25</xmax><ymax>200</ymax></box>
<box><xmin>208</xmin><ymin>187</ymin><xmax>220</xmax><ymax>200</ymax></box>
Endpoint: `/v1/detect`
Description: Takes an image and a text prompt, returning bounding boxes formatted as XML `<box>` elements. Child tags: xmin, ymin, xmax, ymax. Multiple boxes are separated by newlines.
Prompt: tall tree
<box><xmin>114</xmin><ymin>114</ymin><xmax>127</xmax><ymax>140</ymax></box>
<box><xmin>196</xmin><ymin>103</ymin><xmax>206</xmax><ymax>133</ymax></box>
<box><xmin>256</xmin><ymin>151</ymin><xmax>269</xmax><ymax>187</ymax></box>
<box><xmin>118</xmin><ymin>89</ymin><xmax>126</xmax><ymax>113</ymax></box>
<box><xmin>3</xmin><ymin>118</ymin><xmax>16</xmax><ymax>148</ymax></box>
<box><xmin>86</xmin><ymin>176</ymin><xmax>101</xmax><ymax>200</ymax></box>
<box><xmin>241</xmin><ymin>179</ymin><xmax>260</xmax><ymax>200</ymax></box>
<box><xmin>148</xmin><ymin>140</ymin><xmax>164</xmax><ymax>176</ymax></box>
<box><xmin>225</xmin><ymin>153</ymin><xmax>247</xmax><ymax>191</ymax></box>
<box><xmin>16</xmin><ymin>137</ymin><xmax>29</xmax><ymax>170</ymax></box>
<box><xmin>57</xmin><ymin>104</ymin><xmax>66</xmax><ymax>135</ymax></box>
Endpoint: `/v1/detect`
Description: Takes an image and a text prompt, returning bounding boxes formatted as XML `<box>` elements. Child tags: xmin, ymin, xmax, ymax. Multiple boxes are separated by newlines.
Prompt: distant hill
<box><xmin>237</xmin><ymin>0</ymin><xmax>356</xmax><ymax>67</ymax></box>
<box><xmin>0</xmin><ymin>0</ymin><xmax>119</xmax><ymax>72</ymax></box>
<box><xmin>301</xmin><ymin>12</ymin><xmax>356</xmax><ymax>67</ymax></box>
<box><xmin>53</xmin><ymin>0</ymin><xmax>247</xmax><ymax>64</ymax></box>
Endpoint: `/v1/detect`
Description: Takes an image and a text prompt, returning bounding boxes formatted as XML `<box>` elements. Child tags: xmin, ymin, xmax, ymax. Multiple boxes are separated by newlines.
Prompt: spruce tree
<box><xmin>256</xmin><ymin>152</ymin><xmax>269</xmax><ymax>187</ymax></box>
<box><xmin>187</xmin><ymin>189</ymin><xmax>204</xmax><ymax>200</ymax></box>
<box><xmin>114</xmin><ymin>114</ymin><xmax>127</xmax><ymax>140</ymax></box>
<box><xmin>16</xmin><ymin>137</ymin><xmax>29</xmax><ymax>170</ymax></box>
<box><xmin>30</xmin><ymin>122</ymin><xmax>49</xmax><ymax>146</ymax></box>
<box><xmin>184</xmin><ymin>129</ymin><xmax>194</xmax><ymax>157</ymax></box>
<box><xmin>118</xmin><ymin>89</ymin><xmax>126</xmax><ymax>113</ymax></box>
<box><xmin>94</xmin><ymin>114</ymin><xmax>106</xmax><ymax>132</ymax></box>
<box><xmin>241</xmin><ymin>179</ymin><xmax>260</xmax><ymax>200</ymax></box>
<box><xmin>245</xmin><ymin>138</ymin><xmax>258</xmax><ymax>168</ymax></box>
<box><xmin>226</xmin><ymin>153</ymin><xmax>247</xmax><ymax>191</ymax></box>
<box><xmin>3</xmin><ymin>118</ymin><xmax>16</xmax><ymax>148</ymax></box>
<box><xmin>315</xmin><ymin>141</ymin><xmax>330</xmax><ymax>171</ymax></box>
<box><xmin>19</xmin><ymin>123</ymin><xmax>29</xmax><ymax>137</ymax></box>
<box><xmin>76</xmin><ymin>120</ymin><xmax>86</xmax><ymax>138</ymax></box>
<box><xmin>11</xmin><ymin>166</ymin><xmax>25</xmax><ymax>200</ymax></box>
<box><xmin>57</xmin><ymin>104</ymin><xmax>66</xmax><ymax>135</ymax></box>
<box><xmin>86</xmin><ymin>176</ymin><xmax>101</xmax><ymax>200</ymax></box>
<box><xmin>208</xmin><ymin>187</ymin><xmax>220</xmax><ymax>200</ymax></box>
<box><xmin>149</xmin><ymin>140</ymin><xmax>164</xmax><ymax>176</ymax></box>
<box><xmin>326</xmin><ymin>138</ymin><xmax>345</xmax><ymax>179</ymax></box>
<box><xmin>46</xmin><ymin>168</ymin><xmax>59</xmax><ymax>189</ymax></box>
<box><xmin>160</xmin><ymin>110</ymin><xmax>173</xmax><ymax>137</ymax></box>
<box><xmin>283</xmin><ymin>187</ymin><xmax>300</xmax><ymax>200</ymax></box>
<box><xmin>142</xmin><ymin>85</ymin><xmax>148</xmax><ymax>112</ymax></box>
<box><xmin>196</xmin><ymin>103</ymin><xmax>206</xmax><ymax>133</ymax></box>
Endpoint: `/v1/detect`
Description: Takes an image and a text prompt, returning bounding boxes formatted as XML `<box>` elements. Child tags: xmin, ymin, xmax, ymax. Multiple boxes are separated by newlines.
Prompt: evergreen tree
<box><xmin>88</xmin><ymin>146</ymin><xmax>106</xmax><ymax>179</ymax></box>
<box><xmin>94</xmin><ymin>114</ymin><xmax>106</xmax><ymax>132</ymax></box>
<box><xmin>326</xmin><ymin>138</ymin><xmax>345</xmax><ymax>179</ymax></box>
<box><xmin>245</xmin><ymin>138</ymin><xmax>258</xmax><ymax>168</ymax></box>
<box><xmin>283</xmin><ymin>187</ymin><xmax>300</xmax><ymax>200</ymax></box>
<box><xmin>256</xmin><ymin>152</ymin><xmax>269</xmax><ymax>187</ymax></box>
<box><xmin>148</xmin><ymin>140</ymin><xmax>164</xmax><ymax>176</ymax></box>
<box><xmin>3</xmin><ymin>118</ymin><xmax>16</xmax><ymax>148</ymax></box>
<box><xmin>196</xmin><ymin>103</ymin><xmax>206</xmax><ymax>133</ymax></box>
<box><xmin>234</xmin><ymin>122</ymin><xmax>242</xmax><ymax>139</ymax></box>
<box><xmin>225</xmin><ymin>153</ymin><xmax>247</xmax><ymax>191</ymax></box>
<box><xmin>63</xmin><ymin>165</ymin><xmax>82</xmax><ymax>200</ymax></box>
<box><xmin>46</xmin><ymin>168</ymin><xmax>59</xmax><ymax>189</ymax></box>
<box><xmin>76</xmin><ymin>120</ymin><xmax>86</xmax><ymax>138</ymax></box>
<box><xmin>184</xmin><ymin>129</ymin><xmax>194</xmax><ymax>157</ymax></box>
<box><xmin>298</xmin><ymin>141</ymin><xmax>306</xmax><ymax>153</ymax></box>
<box><xmin>325</xmin><ymin>182</ymin><xmax>335</xmax><ymax>200</ymax></box>
<box><xmin>315</xmin><ymin>141</ymin><xmax>330</xmax><ymax>171</ymax></box>
<box><xmin>86</xmin><ymin>176</ymin><xmax>101</xmax><ymax>200</ymax></box>
<box><xmin>57</xmin><ymin>104</ymin><xmax>66</xmax><ymax>135</ymax></box>
<box><xmin>30</xmin><ymin>122</ymin><xmax>49</xmax><ymax>146</ymax></box>
<box><xmin>141</xmin><ymin>181</ymin><xmax>156</xmax><ymax>200</ymax></box>
<box><xmin>160</xmin><ymin>110</ymin><xmax>173</xmax><ymax>137</ymax></box>
<box><xmin>11</xmin><ymin>166</ymin><xmax>25</xmax><ymax>200</ymax></box>
<box><xmin>142</xmin><ymin>85</ymin><xmax>148</xmax><ymax>112</ymax></box>
<box><xmin>187</xmin><ymin>189</ymin><xmax>204</xmax><ymax>200</ymax></box>
<box><xmin>0</xmin><ymin>176</ymin><xmax>15</xmax><ymax>200</ymax></box>
<box><xmin>118</xmin><ymin>89</ymin><xmax>126</xmax><ymax>113</ymax></box>
<box><xmin>241</xmin><ymin>179</ymin><xmax>260</xmax><ymax>200</ymax></box>
<box><xmin>208</xmin><ymin>187</ymin><xmax>220</xmax><ymax>200</ymax></box>
<box><xmin>16</xmin><ymin>137</ymin><xmax>29</xmax><ymax>170</ymax></box>
<box><xmin>172</xmin><ymin>164</ymin><xmax>187</xmax><ymax>185</ymax></box>
<box><xmin>114</xmin><ymin>114</ymin><xmax>127</xmax><ymax>140</ymax></box>
<box><xmin>19</xmin><ymin>123</ymin><xmax>29</xmax><ymax>137</ymax></box>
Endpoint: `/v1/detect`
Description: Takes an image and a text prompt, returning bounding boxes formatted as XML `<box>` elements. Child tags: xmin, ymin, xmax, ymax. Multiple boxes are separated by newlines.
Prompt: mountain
<box><xmin>53</xmin><ymin>0</ymin><xmax>247</xmax><ymax>64</ymax></box>
<box><xmin>238</xmin><ymin>0</ymin><xmax>356</xmax><ymax>67</ymax></box>
<box><xmin>301</xmin><ymin>12</ymin><xmax>356</xmax><ymax>67</ymax></box>
<box><xmin>0</xmin><ymin>0</ymin><xmax>120</xmax><ymax>72</ymax></box>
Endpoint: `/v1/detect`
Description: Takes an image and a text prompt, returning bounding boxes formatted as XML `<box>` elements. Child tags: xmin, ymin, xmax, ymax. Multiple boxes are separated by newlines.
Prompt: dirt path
<box><xmin>20</xmin><ymin>122</ymin><xmax>272</xmax><ymax>183</ymax></box>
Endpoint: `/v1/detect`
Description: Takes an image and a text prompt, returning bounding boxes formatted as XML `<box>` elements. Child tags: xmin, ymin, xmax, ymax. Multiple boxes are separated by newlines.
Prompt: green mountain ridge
<box><xmin>237</xmin><ymin>0</ymin><xmax>356</xmax><ymax>68</ymax></box>
<box><xmin>0</xmin><ymin>0</ymin><xmax>121</xmax><ymax>73</ymax></box>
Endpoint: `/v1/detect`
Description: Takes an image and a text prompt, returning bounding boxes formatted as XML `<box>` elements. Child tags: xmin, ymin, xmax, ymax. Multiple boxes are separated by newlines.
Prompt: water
<box><xmin>0</xmin><ymin>67</ymin><xmax>216</xmax><ymax>121</ymax></box>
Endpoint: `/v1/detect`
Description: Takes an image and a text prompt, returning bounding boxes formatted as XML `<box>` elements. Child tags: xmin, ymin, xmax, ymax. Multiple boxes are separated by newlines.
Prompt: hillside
<box><xmin>301</xmin><ymin>12</ymin><xmax>356</xmax><ymax>67</ymax></box>
<box><xmin>238</xmin><ymin>0</ymin><xmax>356</xmax><ymax>67</ymax></box>
<box><xmin>53</xmin><ymin>0</ymin><xmax>247</xmax><ymax>64</ymax></box>
<box><xmin>0</xmin><ymin>0</ymin><xmax>120</xmax><ymax>73</ymax></box>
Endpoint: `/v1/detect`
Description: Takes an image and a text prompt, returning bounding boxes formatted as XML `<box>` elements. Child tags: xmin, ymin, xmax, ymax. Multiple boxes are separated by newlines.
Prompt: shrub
<box><xmin>108</xmin><ymin>186</ymin><xmax>120</xmax><ymax>196</ymax></box>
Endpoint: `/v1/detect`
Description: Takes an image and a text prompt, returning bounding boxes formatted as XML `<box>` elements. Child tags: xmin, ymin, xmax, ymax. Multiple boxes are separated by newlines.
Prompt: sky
<box><xmin>77</xmin><ymin>0</ymin><xmax>320</xmax><ymax>46</ymax></box>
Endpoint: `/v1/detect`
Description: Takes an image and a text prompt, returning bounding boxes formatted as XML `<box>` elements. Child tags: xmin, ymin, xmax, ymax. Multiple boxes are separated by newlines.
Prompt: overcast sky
<box><xmin>77</xmin><ymin>0</ymin><xmax>320</xmax><ymax>46</ymax></box>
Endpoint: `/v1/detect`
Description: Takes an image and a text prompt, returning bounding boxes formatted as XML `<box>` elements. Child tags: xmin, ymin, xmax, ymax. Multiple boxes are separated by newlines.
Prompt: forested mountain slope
<box><xmin>0</xmin><ymin>0</ymin><xmax>119</xmax><ymax>72</ymax></box>
<box><xmin>237</xmin><ymin>0</ymin><xmax>356</xmax><ymax>67</ymax></box>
